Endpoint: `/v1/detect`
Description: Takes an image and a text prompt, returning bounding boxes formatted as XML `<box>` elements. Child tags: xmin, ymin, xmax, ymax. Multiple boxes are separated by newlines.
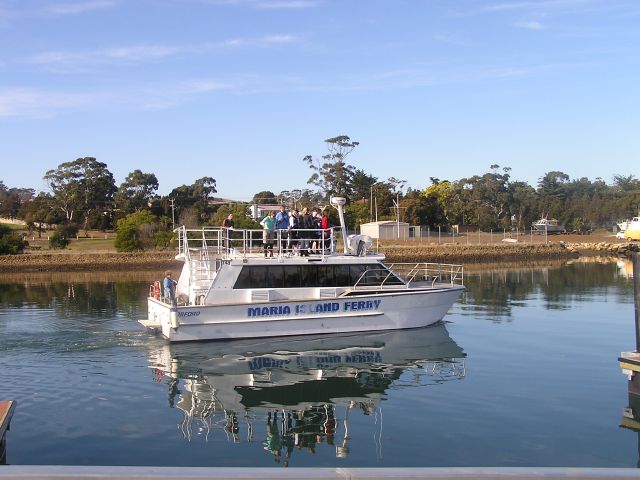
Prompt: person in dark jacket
<box><xmin>298</xmin><ymin>207</ymin><xmax>312</xmax><ymax>257</ymax></box>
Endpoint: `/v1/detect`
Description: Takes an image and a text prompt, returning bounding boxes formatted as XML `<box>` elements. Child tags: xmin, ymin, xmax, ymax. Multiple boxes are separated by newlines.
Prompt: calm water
<box><xmin>0</xmin><ymin>260</ymin><xmax>637</xmax><ymax>467</ymax></box>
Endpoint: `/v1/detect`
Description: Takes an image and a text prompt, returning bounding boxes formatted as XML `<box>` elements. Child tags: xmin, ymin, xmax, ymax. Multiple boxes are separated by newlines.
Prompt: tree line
<box><xmin>1</xmin><ymin>136</ymin><xmax>639</xmax><ymax>252</ymax></box>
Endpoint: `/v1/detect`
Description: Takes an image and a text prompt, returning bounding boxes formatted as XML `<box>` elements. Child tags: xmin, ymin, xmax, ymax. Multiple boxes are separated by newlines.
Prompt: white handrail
<box><xmin>174</xmin><ymin>226</ymin><xmax>338</xmax><ymax>259</ymax></box>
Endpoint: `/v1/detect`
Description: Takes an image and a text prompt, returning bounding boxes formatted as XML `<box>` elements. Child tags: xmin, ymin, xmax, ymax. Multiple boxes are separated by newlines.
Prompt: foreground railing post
<box><xmin>634</xmin><ymin>252</ymin><xmax>640</xmax><ymax>352</ymax></box>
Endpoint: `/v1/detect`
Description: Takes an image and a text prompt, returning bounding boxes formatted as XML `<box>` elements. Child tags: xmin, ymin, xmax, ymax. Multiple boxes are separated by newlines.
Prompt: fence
<box><xmin>396</xmin><ymin>226</ymin><xmax>601</xmax><ymax>245</ymax></box>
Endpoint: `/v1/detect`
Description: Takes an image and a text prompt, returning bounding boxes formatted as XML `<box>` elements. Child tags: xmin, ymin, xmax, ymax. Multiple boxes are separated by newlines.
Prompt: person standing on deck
<box><xmin>298</xmin><ymin>207</ymin><xmax>311</xmax><ymax>257</ymax></box>
<box><xmin>275</xmin><ymin>205</ymin><xmax>289</xmax><ymax>252</ymax></box>
<box><xmin>310</xmin><ymin>208</ymin><xmax>321</xmax><ymax>254</ymax></box>
<box><xmin>260</xmin><ymin>211</ymin><xmax>276</xmax><ymax>257</ymax></box>
<box><xmin>222</xmin><ymin>213</ymin><xmax>234</xmax><ymax>252</ymax></box>
<box><xmin>163</xmin><ymin>270</ymin><xmax>177</xmax><ymax>305</ymax></box>
<box><xmin>321</xmin><ymin>209</ymin><xmax>332</xmax><ymax>252</ymax></box>
<box><xmin>288</xmin><ymin>208</ymin><xmax>300</xmax><ymax>255</ymax></box>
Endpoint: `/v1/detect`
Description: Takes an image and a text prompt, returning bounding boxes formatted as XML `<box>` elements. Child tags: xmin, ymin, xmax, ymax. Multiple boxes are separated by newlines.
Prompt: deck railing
<box><xmin>176</xmin><ymin>226</ymin><xmax>338</xmax><ymax>260</ymax></box>
<box><xmin>387</xmin><ymin>262</ymin><xmax>464</xmax><ymax>287</ymax></box>
<box><xmin>350</xmin><ymin>263</ymin><xmax>464</xmax><ymax>291</ymax></box>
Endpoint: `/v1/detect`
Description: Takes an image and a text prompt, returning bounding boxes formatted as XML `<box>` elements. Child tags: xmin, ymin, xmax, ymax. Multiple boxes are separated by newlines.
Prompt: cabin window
<box><xmin>317</xmin><ymin>266</ymin><xmax>334</xmax><ymax>288</ymax></box>
<box><xmin>233</xmin><ymin>263</ymin><xmax>404</xmax><ymax>289</ymax></box>
<box><xmin>334</xmin><ymin>265</ymin><xmax>351</xmax><ymax>286</ymax></box>
<box><xmin>360</xmin><ymin>265</ymin><xmax>404</xmax><ymax>286</ymax></box>
<box><xmin>300</xmin><ymin>264</ymin><xmax>317</xmax><ymax>287</ymax></box>
<box><xmin>266</xmin><ymin>266</ymin><xmax>285</xmax><ymax>288</ymax></box>
<box><xmin>235</xmin><ymin>266</ymin><xmax>259</xmax><ymax>289</ymax></box>
<box><xmin>283</xmin><ymin>266</ymin><xmax>301</xmax><ymax>288</ymax></box>
<box><xmin>349</xmin><ymin>265</ymin><xmax>368</xmax><ymax>285</ymax></box>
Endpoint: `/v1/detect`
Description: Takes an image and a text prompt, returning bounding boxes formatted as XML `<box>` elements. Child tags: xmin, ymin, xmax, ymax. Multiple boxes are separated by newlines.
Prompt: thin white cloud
<box><xmin>513</xmin><ymin>20</ymin><xmax>545</xmax><ymax>29</ymax></box>
<box><xmin>139</xmin><ymin>80</ymin><xmax>232</xmax><ymax>110</ymax></box>
<box><xmin>29</xmin><ymin>44</ymin><xmax>181</xmax><ymax>66</ymax></box>
<box><xmin>217</xmin><ymin>34</ymin><xmax>296</xmax><ymax>47</ymax></box>
<box><xmin>25</xmin><ymin>35</ymin><xmax>298</xmax><ymax>73</ymax></box>
<box><xmin>0</xmin><ymin>87</ymin><xmax>109</xmax><ymax>117</ymax></box>
<box><xmin>482</xmin><ymin>0</ymin><xmax>594</xmax><ymax>13</ymax></box>
<box><xmin>255</xmin><ymin>1</ymin><xmax>320</xmax><ymax>8</ymax></box>
<box><xmin>47</xmin><ymin>0</ymin><xmax>119</xmax><ymax>15</ymax></box>
<box><xmin>433</xmin><ymin>33</ymin><xmax>474</xmax><ymax>47</ymax></box>
<box><xmin>0</xmin><ymin>58</ymin><xmax>590</xmax><ymax>118</ymax></box>
<box><xmin>181</xmin><ymin>0</ymin><xmax>320</xmax><ymax>8</ymax></box>
<box><xmin>0</xmin><ymin>79</ymin><xmax>235</xmax><ymax>117</ymax></box>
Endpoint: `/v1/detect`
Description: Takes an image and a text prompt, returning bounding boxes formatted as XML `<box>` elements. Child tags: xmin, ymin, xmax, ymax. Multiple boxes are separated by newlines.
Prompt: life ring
<box><xmin>153</xmin><ymin>280</ymin><xmax>160</xmax><ymax>300</ymax></box>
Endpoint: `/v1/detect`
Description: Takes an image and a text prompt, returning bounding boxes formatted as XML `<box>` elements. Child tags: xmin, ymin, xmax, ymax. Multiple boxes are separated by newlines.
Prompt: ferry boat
<box><xmin>531</xmin><ymin>217</ymin><xmax>566</xmax><ymax>234</ymax></box>
<box><xmin>140</xmin><ymin>197</ymin><xmax>464</xmax><ymax>342</ymax></box>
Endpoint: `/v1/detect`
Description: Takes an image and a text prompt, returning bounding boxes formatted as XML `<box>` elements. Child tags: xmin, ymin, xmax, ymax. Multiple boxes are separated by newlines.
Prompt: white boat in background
<box><xmin>532</xmin><ymin>217</ymin><xmax>566</xmax><ymax>234</ymax></box>
<box><xmin>618</xmin><ymin>219</ymin><xmax>634</xmax><ymax>233</ymax></box>
<box><xmin>622</xmin><ymin>217</ymin><xmax>640</xmax><ymax>241</ymax></box>
<box><xmin>140</xmin><ymin>197</ymin><xmax>464</xmax><ymax>342</ymax></box>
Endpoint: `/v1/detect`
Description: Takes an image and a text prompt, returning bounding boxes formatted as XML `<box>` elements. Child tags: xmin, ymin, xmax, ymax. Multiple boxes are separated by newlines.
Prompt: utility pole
<box><xmin>370</xmin><ymin>186</ymin><xmax>373</xmax><ymax>223</ymax></box>
<box><xmin>169</xmin><ymin>198</ymin><xmax>175</xmax><ymax>230</ymax></box>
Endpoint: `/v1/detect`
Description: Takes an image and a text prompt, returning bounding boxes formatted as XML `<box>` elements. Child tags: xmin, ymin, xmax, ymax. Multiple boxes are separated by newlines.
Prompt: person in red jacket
<box><xmin>321</xmin><ymin>209</ymin><xmax>331</xmax><ymax>253</ymax></box>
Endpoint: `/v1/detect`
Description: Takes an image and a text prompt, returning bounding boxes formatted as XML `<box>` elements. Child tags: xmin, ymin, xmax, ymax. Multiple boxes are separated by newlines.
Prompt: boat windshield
<box><xmin>233</xmin><ymin>264</ymin><xmax>404</xmax><ymax>289</ymax></box>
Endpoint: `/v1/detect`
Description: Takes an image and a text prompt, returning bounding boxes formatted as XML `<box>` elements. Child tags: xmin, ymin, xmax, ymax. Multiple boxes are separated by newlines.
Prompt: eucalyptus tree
<box><xmin>507</xmin><ymin>181</ymin><xmax>537</xmax><ymax>231</ymax></box>
<box><xmin>612</xmin><ymin>174</ymin><xmax>640</xmax><ymax>217</ymax></box>
<box><xmin>458</xmin><ymin>165</ymin><xmax>512</xmax><ymax>229</ymax></box>
<box><xmin>251</xmin><ymin>191</ymin><xmax>278</xmax><ymax>205</ymax></box>
<box><xmin>167</xmin><ymin>176</ymin><xmax>217</xmax><ymax>224</ymax></box>
<box><xmin>303</xmin><ymin>135</ymin><xmax>359</xmax><ymax>200</ymax></box>
<box><xmin>400</xmin><ymin>189</ymin><xmax>438</xmax><ymax>226</ymax></box>
<box><xmin>422</xmin><ymin>180</ymin><xmax>465</xmax><ymax>227</ymax></box>
<box><xmin>115</xmin><ymin>169</ymin><xmax>159</xmax><ymax>215</ymax></box>
<box><xmin>0</xmin><ymin>187</ymin><xmax>34</xmax><ymax>218</ymax></box>
<box><xmin>613</xmin><ymin>174</ymin><xmax>640</xmax><ymax>193</ymax></box>
<box><xmin>20</xmin><ymin>193</ymin><xmax>62</xmax><ymax>237</ymax></box>
<box><xmin>350</xmin><ymin>169</ymin><xmax>378</xmax><ymax>201</ymax></box>
<box><xmin>44</xmin><ymin>157</ymin><xmax>116</xmax><ymax>232</ymax></box>
<box><xmin>536</xmin><ymin>171</ymin><xmax>569</xmax><ymax>220</ymax></box>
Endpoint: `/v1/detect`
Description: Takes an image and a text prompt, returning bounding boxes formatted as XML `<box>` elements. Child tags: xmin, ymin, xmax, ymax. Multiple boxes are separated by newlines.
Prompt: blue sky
<box><xmin>1</xmin><ymin>0</ymin><xmax>639</xmax><ymax>200</ymax></box>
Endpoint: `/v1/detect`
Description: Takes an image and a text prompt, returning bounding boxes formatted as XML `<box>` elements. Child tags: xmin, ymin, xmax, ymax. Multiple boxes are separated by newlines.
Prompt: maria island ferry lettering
<box><xmin>141</xmin><ymin>196</ymin><xmax>465</xmax><ymax>342</ymax></box>
<box><xmin>248</xmin><ymin>300</ymin><xmax>382</xmax><ymax>318</ymax></box>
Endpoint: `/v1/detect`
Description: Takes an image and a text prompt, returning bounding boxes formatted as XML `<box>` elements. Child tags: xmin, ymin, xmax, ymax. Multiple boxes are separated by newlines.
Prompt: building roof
<box><xmin>360</xmin><ymin>221</ymin><xmax>410</xmax><ymax>226</ymax></box>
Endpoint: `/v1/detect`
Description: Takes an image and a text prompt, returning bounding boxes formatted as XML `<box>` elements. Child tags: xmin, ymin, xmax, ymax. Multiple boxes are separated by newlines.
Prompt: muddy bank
<box><xmin>1</xmin><ymin>241</ymin><xmax>637</xmax><ymax>272</ymax></box>
<box><xmin>0</xmin><ymin>251</ymin><xmax>181</xmax><ymax>273</ymax></box>
<box><xmin>381</xmin><ymin>243</ymin><xmax>578</xmax><ymax>263</ymax></box>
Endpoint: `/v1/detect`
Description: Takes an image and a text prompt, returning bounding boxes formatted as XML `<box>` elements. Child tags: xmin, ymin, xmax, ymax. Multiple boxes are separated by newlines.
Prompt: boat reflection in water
<box><xmin>147</xmin><ymin>322</ymin><xmax>465</xmax><ymax>465</ymax></box>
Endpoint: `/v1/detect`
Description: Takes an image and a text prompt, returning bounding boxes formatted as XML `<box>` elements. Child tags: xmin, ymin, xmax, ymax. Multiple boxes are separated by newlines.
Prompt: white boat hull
<box><xmin>144</xmin><ymin>287</ymin><xmax>464</xmax><ymax>342</ymax></box>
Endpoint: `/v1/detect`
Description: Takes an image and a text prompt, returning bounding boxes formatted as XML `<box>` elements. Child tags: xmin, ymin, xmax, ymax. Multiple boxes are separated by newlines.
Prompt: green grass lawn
<box><xmin>0</xmin><ymin>221</ymin><xmax>27</xmax><ymax>231</ymax></box>
<box><xmin>19</xmin><ymin>229</ymin><xmax>117</xmax><ymax>252</ymax></box>
<box><xmin>67</xmin><ymin>237</ymin><xmax>117</xmax><ymax>252</ymax></box>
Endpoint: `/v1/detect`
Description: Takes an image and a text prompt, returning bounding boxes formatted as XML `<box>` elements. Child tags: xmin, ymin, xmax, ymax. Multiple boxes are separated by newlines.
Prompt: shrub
<box><xmin>48</xmin><ymin>224</ymin><xmax>78</xmax><ymax>249</ymax></box>
<box><xmin>153</xmin><ymin>230</ymin><xmax>175</xmax><ymax>249</ymax></box>
<box><xmin>114</xmin><ymin>222</ymin><xmax>140</xmax><ymax>251</ymax></box>
<box><xmin>115</xmin><ymin>210</ymin><xmax>171</xmax><ymax>252</ymax></box>
<box><xmin>0</xmin><ymin>224</ymin><xmax>27</xmax><ymax>254</ymax></box>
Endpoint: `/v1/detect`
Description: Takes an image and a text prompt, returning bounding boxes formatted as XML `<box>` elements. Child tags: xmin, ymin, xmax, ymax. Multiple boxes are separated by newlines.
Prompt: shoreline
<box><xmin>0</xmin><ymin>241</ymin><xmax>636</xmax><ymax>273</ymax></box>
<box><xmin>0</xmin><ymin>251</ymin><xmax>181</xmax><ymax>273</ymax></box>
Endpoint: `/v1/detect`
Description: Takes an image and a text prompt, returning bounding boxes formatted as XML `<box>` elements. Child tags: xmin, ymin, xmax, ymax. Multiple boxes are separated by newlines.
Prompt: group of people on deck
<box><xmin>260</xmin><ymin>205</ymin><xmax>331</xmax><ymax>258</ymax></box>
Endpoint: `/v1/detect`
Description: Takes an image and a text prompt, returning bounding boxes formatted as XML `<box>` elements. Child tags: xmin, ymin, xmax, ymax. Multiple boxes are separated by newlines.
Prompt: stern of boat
<box><xmin>140</xmin><ymin>297</ymin><xmax>177</xmax><ymax>340</ymax></box>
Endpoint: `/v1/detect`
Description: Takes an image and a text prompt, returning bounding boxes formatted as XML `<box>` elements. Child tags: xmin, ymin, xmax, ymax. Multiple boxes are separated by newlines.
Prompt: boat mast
<box><xmin>331</xmin><ymin>196</ymin><xmax>349</xmax><ymax>254</ymax></box>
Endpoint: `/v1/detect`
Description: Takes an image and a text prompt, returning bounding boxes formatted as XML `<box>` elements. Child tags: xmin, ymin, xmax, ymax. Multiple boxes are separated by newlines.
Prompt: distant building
<box><xmin>249</xmin><ymin>204</ymin><xmax>281</xmax><ymax>220</ymax></box>
<box><xmin>451</xmin><ymin>224</ymin><xmax>477</xmax><ymax>234</ymax></box>
<box><xmin>359</xmin><ymin>220</ymin><xmax>410</xmax><ymax>240</ymax></box>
